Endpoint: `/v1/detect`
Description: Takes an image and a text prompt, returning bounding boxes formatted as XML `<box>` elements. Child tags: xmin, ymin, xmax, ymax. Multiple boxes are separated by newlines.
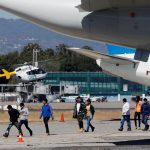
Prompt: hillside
<box><xmin>0</xmin><ymin>18</ymin><xmax>106</xmax><ymax>54</ymax></box>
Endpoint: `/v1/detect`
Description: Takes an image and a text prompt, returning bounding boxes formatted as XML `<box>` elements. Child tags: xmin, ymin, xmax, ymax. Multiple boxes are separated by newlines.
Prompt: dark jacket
<box><xmin>8</xmin><ymin>108</ymin><xmax>20</xmax><ymax>123</ymax></box>
<box><xmin>141</xmin><ymin>103</ymin><xmax>150</xmax><ymax>115</ymax></box>
<box><xmin>90</xmin><ymin>105</ymin><xmax>95</xmax><ymax>116</ymax></box>
<box><xmin>73</xmin><ymin>100</ymin><xmax>86</xmax><ymax>119</ymax></box>
<box><xmin>40</xmin><ymin>104</ymin><xmax>53</xmax><ymax>118</ymax></box>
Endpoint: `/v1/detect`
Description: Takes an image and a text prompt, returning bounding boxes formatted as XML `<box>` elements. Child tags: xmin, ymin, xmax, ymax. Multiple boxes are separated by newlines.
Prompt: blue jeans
<box><xmin>86</xmin><ymin>116</ymin><xmax>94</xmax><ymax>131</ymax></box>
<box><xmin>142</xmin><ymin>114</ymin><xmax>148</xmax><ymax>129</ymax></box>
<box><xmin>120</xmin><ymin>115</ymin><xmax>131</xmax><ymax>129</ymax></box>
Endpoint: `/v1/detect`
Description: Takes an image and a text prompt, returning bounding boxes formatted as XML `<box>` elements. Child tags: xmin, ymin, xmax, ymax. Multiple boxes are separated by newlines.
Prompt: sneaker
<box><xmin>92</xmin><ymin>127</ymin><xmax>95</xmax><ymax>132</ymax></box>
<box><xmin>147</xmin><ymin>125</ymin><xmax>149</xmax><ymax>130</ymax></box>
<box><xmin>118</xmin><ymin>128</ymin><xmax>123</xmax><ymax>131</ymax></box>
<box><xmin>30</xmin><ymin>131</ymin><xmax>33</xmax><ymax>136</ymax></box>
<box><xmin>84</xmin><ymin>130</ymin><xmax>89</xmax><ymax>132</ymax></box>
<box><xmin>142</xmin><ymin>128</ymin><xmax>148</xmax><ymax>131</ymax></box>
<box><xmin>3</xmin><ymin>133</ymin><xmax>9</xmax><ymax>138</ymax></box>
<box><xmin>47</xmin><ymin>133</ymin><xmax>50</xmax><ymax>136</ymax></box>
<box><xmin>80</xmin><ymin>128</ymin><xmax>84</xmax><ymax>132</ymax></box>
<box><xmin>138</xmin><ymin>127</ymin><xmax>141</xmax><ymax>130</ymax></box>
<box><xmin>127</xmin><ymin>128</ymin><xmax>131</xmax><ymax>131</ymax></box>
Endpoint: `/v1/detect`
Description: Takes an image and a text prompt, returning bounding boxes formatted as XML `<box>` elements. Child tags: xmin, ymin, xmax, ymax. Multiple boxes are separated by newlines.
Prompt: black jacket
<box><xmin>90</xmin><ymin>105</ymin><xmax>95</xmax><ymax>116</ymax></box>
<box><xmin>8</xmin><ymin>108</ymin><xmax>20</xmax><ymax>123</ymax></box>
<box><xmin>73</xmin><ymin>101</ymin><xmax>86</xmax><ymax>118</ymax></box>
<box><xmin>141</xmin><ymin>103</ymin><xmax>150</xmax><ymax>115</ymax></box>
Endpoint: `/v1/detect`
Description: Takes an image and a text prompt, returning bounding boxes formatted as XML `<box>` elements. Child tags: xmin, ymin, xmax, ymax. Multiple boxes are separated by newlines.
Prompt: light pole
<box><xmin>33</xmin><ymin>49</ymin><xmax>39</xmax><ymax>67</ymax></box>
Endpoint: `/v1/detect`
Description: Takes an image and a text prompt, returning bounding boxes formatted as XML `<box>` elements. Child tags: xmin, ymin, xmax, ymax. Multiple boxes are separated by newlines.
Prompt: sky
<box><xmin>0</xmin><ymin>10</ymin><xmax>18</xmax><ymax>19</ymax></box>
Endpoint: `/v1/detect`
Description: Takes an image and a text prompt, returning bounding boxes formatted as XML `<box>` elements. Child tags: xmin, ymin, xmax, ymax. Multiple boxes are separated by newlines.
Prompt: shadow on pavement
<box><xmin>113</xmin><ymin>139</ymin><xmax>150</xmax><ymax>145</ymax></box>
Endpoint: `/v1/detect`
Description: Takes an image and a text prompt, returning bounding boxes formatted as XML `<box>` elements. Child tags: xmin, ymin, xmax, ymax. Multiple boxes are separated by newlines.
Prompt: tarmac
<box><xmin>0</xmin><ymin>120</ymin><xmax>150</xmax><ymax>149</ymax></box>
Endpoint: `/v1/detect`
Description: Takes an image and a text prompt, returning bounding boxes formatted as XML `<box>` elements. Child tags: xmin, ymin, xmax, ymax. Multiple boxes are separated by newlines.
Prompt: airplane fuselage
<box><xmin>1</xmin><ymin>0</ymin><xmax>150</xmax><ymax>50</ymax></box>
<box><xmin>1</xmin><ymin>0</ymin><xmax>150</xmax><ymax>86</ymax></box>
<box><xmin>96</xmin><ymin>56</ymin><xmax>150</xmax><ymax>86</ymax></box>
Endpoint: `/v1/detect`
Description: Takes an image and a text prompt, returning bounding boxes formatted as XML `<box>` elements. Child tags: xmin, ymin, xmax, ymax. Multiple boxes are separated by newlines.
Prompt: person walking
<box><xmin>118</xmin><ymin>98</ymin><xmax>131</xmax><ymax>131</ymax></box>
<box><xmin>19</xmin><ymin>103</ymin><xmax>33</xmax><ymax>136</ymax></box>
<box><xmin>73</xmin><ymin>96</ymin><xmax>86</xmax><ymax>132</ymax></box>
<box><xmin>134</xmin><ymin>96</ymin><xmax>142</xmax><ymax>130</ymax></box>
<box><xmin>85</xmin><ymin>99</ymin><xmax>95</xmax><ymax>132</ymax></box>
<box><xmin>40</xmin><ymin>99</ymin><xmax>54</xmax><ymax>135</ymax></box>
<box><xmin>141</xmin><ymin>98</ymin><xmax>150</xmax><ymax>131</ymax></box>
<box><xmin>3</xmin><ymin>105</ymin><xmax>23</xmax><ymax>137</ymax></box>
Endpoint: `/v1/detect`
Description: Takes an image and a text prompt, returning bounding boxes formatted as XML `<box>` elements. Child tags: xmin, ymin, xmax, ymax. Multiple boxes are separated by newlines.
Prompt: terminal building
<box><xmin>43</xmin><ymin>72</ymin><xmax>149</xmax><ymax>96</ymax></box>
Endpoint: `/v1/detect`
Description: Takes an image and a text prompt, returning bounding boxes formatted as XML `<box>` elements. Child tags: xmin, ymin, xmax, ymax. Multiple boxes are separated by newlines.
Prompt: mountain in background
<box><xmin>0</xmin><ymin>18</ymin><xmax>107</xmax><ymax>54</ymax></box>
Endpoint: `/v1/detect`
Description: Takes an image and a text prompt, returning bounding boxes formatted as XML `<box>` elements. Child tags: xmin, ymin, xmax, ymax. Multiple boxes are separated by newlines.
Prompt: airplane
<box><xmin>1</xmin><ymin>0</ymin><xmax>150</xmax><ymax>85</ymax></box>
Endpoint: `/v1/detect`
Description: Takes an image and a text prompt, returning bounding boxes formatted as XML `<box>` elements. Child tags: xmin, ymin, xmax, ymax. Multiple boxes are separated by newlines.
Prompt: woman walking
<box><xmin>85</xmin><ymin>99</ymin><xmax>95</xmax><ymax>132</ymax></box>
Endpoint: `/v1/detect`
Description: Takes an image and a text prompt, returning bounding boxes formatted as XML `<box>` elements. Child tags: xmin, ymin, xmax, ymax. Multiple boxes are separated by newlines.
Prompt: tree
<box><xmin>0</xmin><ymin>43</ymin><xmax>101</xmax><ymax>73</ymax></box>
<box><xmin>20</xmin><ymin>43</ymin><xmax>42</xmax><ymax>63</ymax></box>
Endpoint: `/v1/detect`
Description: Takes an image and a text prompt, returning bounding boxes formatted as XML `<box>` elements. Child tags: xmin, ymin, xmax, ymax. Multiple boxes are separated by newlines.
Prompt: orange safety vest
<box><xmin>135</xmin><ymin>101</ymin><xmax>141</xmax><ymax>113</ymax></box>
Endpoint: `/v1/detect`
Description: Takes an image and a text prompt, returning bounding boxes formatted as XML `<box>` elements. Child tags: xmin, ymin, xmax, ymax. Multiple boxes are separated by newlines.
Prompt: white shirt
<box><xmin>77</xmin><ymin>103</ymin><xmax>81</xmax><ymax>113</ymax></box>
<box><xmin>122</xmin><ymin>102</ymin><xmax>130</xmax><ymax>115</ymax></box>
<box><xmin>19</xmin><ymin>107</ymin><xmax>29</xmax><ymax>120</ymax></box>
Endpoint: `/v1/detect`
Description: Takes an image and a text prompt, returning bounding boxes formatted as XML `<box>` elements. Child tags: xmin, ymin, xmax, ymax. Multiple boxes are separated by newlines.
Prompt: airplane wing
<box><xmin>67</xmin><ymin>48</ymin><xmax>139</xmax><ymax>65</ymax></box>
<box><xmin>80</xmin><ymin>0</ymin><xmax>150</xmax><ymax>11</ymax></box>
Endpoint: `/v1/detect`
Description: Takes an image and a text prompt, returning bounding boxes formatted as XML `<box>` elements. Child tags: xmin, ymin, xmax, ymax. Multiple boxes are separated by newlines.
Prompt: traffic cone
<box><xmin>17</xmin><ymin>133</ymin><xmax>24</xmax><ymax>142</ymax></box>
<box><xmin>60</xmin><ymin>113</ymin><xmax>65</xmax><ymax>122</ymax></box>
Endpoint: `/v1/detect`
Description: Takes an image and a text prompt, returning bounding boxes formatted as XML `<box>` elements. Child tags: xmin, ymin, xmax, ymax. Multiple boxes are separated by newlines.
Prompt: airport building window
<box><xmin>43</xmin><ymin>72</ymin><xmax>147</xmax><ymax>95</ymax></box>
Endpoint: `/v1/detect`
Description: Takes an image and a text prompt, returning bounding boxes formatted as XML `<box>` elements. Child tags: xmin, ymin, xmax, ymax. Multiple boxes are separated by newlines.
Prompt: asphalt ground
<box><xmin>0</xmin><ymin>120</ymin><xmax>150</xmax><ymax>149</ymax></box>
<box><xmin>0</xmin><ymin>101</ymin><xmax>149</xmax><ymax>149</ymax></box>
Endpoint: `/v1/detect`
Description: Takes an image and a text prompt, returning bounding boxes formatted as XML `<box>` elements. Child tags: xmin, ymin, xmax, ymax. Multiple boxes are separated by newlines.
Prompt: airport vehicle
<box><xmin>1</xmin><ymin>0</ymin><xmax>150</xmax><ymax>85</ymax></box>
<box><xmin>59</xmin><ymin>94</ymin><xmax>79</xmax><ymax>103</ymax></box>
<box><xmin>58</xmin><ymin>94</ymin><xmax>90</xmax><ymax>103</ymax></box>
<box><xmin>91</xmin><ymin>96</ymin><xmax>107</xmax><ymax>102</ymax></box>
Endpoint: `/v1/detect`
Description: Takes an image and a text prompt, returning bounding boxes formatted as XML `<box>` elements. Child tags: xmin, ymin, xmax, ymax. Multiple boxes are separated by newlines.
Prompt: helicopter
<box><xmin>0</xmin><ymin>65</ymin><xmax>47</xmax><ymax>83</ymax></box>
<box><xmin>14</xmin><ymin>65</ymin><xmax>47</xmax><ymax>83</ymax></box>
